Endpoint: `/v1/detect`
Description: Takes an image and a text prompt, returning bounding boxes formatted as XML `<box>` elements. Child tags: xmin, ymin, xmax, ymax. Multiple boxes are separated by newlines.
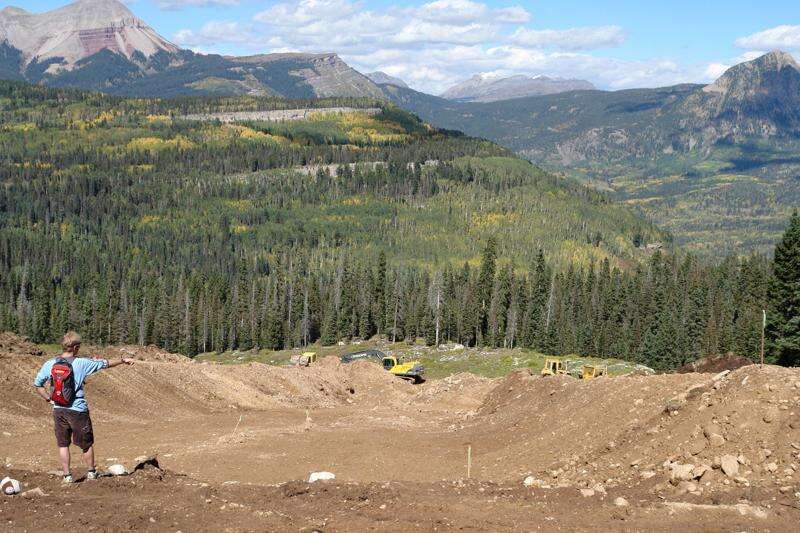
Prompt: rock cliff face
<box><xmin>0</xmin><ymin>0</ymin><xmax>386</xmax><ymax>99</ymax></box>
<box><xmin>0</xmin><ymin>0</ymin><xmax>177</xmax><ymax>72</ymax></box>
<box><xmin>441</xmin><ymin>73</ymin><xmax>595</xmax><ymax>102</ymax></box>
<box><xmin>231</xmin><ymin>53</ymin><xmax>385</xmax><ymax>99</ymax></box>
<box><xmin>679</xmin><ymin>50</ymin><xmax>800</xmax><ymax>138</ymax></box>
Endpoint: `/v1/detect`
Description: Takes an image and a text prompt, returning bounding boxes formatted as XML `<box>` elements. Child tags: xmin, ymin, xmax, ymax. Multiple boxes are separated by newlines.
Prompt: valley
<box><xmin>393</xmin><ymin>52</ymin><xmax>800</xmax><ymax>257</ymax></box>
<box><xmin>2</xmin><ymin>1</ymin><xmax>800</xmax><ymax>531</ymax></box>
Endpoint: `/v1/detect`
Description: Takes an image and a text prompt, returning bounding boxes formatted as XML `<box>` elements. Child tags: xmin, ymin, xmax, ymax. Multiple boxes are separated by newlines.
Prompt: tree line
<box><xmin>3</xmin><ymin>213</ymin><xmax>798</xmax><ymax>368</ymax></box>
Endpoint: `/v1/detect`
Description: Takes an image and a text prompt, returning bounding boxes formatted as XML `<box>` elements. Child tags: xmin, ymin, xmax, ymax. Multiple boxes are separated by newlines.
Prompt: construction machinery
<box><xmin>292</xmin><ymin>351</ymin><xmax>317</xmax><ymax>367</ymax></box>
<box><xmin>381</xmin><ymin>355</ymin><xmax>425</xmax><ymax>383</ymax></box>
<box><xmin>540</xmin><ymin>357</ymin><xmax>608</xmax><ymax>380</ymax></box>
<box><xmin>340</xmin><ymin>349</ymin><xmax>385</xmax><ymax>364</ymax></box>
<box><xmin>341</xmin><ymin>349</ymin><xmax>425</xmax><ymax>383</ymax></box>
<box><xmin>581</xmin><ymin>363</ymin><xmax>607</xmax><ymax>380</ymax></box>
<box><xmin>541</xmin><ymin>357</ymin><xmax>568</xmax><ymax>377</ymax></box>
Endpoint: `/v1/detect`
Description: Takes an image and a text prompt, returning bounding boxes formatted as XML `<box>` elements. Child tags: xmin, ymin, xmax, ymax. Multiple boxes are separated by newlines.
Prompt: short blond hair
<box><xmin>61</xmin><ymin>331</ymin><xmax>82</xmax><ymax>351</ymax></box>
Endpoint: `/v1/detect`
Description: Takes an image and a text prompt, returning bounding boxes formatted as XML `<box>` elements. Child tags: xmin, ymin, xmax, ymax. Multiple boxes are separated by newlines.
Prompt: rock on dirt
<box><xmin>669</xmin><ymin>463</ymin><xmax>695</xmax><ymax>484</ymax></box>
<box><xmin>720</xmin><ymin>455</ymin><xmax>739</xmax><ymax>477</ymax></box>
<box><xmin>308</xmin><ymin>472</ymin><xmax>335</xmax><ymax>483</ymax></box>
<box><xmin>523</xmin><ymin>476</ymin><xmax>545</xmax><ymax>488</ymax></box>
<box><xmin>762</xmin><ymin>408</ymin><xmax>779</xmax><ymax>423</ymax></box>
<box><xmin>614</xmin><ymin>496</ymin><xmax>629</xmax><ymax>507</ymax></box>
<box><xmin>107</xmin><ymin>464</ymin><xmax>128</xmax><ymax>476</ymax></box>
<box><xmin>1</xmin><ymin>477</ymin><xmax>20</xmax><ymax>495</ymax></box>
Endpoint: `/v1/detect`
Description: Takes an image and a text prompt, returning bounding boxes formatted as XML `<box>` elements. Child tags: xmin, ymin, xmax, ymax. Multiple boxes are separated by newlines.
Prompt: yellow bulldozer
<box><xmin>541</xmin><ymin>357</ymin><xmax>568</xmax><ymax>377</ymax></box>
<box><xmin>541</xmin><ymin>357</ymin><xmax>607</xmax><ymax>380</ymax></box>
<box><xmin>292</xmin><ymin>351</ymin><xmax>317</xmax><ymax>367</ymax></box>
<box><xmin>581</xmin><ymin>363</ymin><xmax>607</xmax><ymax>380</ymax></box>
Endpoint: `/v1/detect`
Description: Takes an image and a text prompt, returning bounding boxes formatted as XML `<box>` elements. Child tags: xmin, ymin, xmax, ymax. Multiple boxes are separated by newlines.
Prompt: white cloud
<box><xmin>254</xmin><ymin>0</ymin><xmax>360</xmax><ymax>25</ymax></box>
<box><xmin>155</xmin><ymin>0</ymin><xmax>239</xmax><ymax>10</ymax></box>
<box><xmin>493</xmin><ymin>6</ymin><xmax>531</xmax><ymax>24</ymax></box>
<box><xmin>510</xmin><ymin>26</ymin><xmax>626</xmax><ymax>50</ymax></box>
<box><xmin>174</xmin><ymin>21</ymin><xmax>259</xmax><ymax>47</ymax></box>
<box><xmin>734</xmin><ymin>50</ymin><xmax>767</xmax><ymax>63</ymax></box>
<box><xmin>171</xmin><ymin>0</ymin><xmax>717</xmax><ymax>93</ymax></box>
<box><xmin>704</xmin><ymin>62</ymin><xmax>730</xmax><ymax>79</ymax></box>
<box><xmin>735</xmin><ymin>25</ymin><xmax>800</xmax><ymax>51</ymax></box>
<box><xmin>415</xmin><ymin>0</ymin><xmax>488</xmax><ymax>24</ymax></box>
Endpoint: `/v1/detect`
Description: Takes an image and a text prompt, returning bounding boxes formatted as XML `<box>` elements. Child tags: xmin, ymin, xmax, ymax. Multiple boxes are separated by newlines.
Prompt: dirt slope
<box><xmin>462</xmin><ymin>366</ymin><xmax>800</xmax><ymax>501</ymax></box>
<box><xmin>2</xmin><ymin>333</ymin><xmax>800</xmax><ymax>530</ymax></box>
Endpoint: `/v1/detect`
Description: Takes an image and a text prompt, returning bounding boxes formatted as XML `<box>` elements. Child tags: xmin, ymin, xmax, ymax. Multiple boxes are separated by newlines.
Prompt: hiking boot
<box><xmin>62</xmin><ymin>474</ymin><xmax>74</xmax><ymax>484</ymax></box>
<box><xmin>86</xmin><ymin>470</ymin><xmax>98</xmax><ymax>480</ymax></box>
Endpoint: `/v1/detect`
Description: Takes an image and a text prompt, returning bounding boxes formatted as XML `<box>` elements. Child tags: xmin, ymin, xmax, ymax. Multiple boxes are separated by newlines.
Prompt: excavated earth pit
<box><xmin>1</xmin><ymin>334</ymin><xmax>799</xmax><ymax>531</ymax></box>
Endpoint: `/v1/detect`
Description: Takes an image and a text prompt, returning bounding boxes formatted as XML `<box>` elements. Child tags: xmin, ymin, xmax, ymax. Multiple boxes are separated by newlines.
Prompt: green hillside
<box><xmin>0</xmin><ymin>80</ymin><xmax>662</xmax><ymax>272</ymax></box>
<box><xmin>393</xmin><ymin>52</ymin><xmax>800</xmax><ymax>257</ymax></box>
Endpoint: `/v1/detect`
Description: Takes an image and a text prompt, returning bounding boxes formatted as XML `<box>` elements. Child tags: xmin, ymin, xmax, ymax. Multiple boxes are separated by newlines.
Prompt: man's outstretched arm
<box><xmin>83</xmin><ymin>358</ymin><xmax>135</xmax><ymax>375</ymax></box>
<box><xmin>107</xmin><ymin>358</ymin><xmax>135</xmax><ymax>368</ymax></box>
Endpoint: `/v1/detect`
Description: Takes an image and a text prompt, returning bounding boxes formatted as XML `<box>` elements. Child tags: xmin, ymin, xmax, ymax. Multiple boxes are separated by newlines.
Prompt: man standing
<box><xmin>33</xmin><ymin>331</ymin><xmax>134</xmax><ymax>483</ymax></box>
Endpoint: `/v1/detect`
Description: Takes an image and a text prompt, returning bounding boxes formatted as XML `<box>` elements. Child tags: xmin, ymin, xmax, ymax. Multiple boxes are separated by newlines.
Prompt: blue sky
<box><xmin>12</xmin><ymin>0</ymin><xmax>800</xmax><ymax>92</ymax></box>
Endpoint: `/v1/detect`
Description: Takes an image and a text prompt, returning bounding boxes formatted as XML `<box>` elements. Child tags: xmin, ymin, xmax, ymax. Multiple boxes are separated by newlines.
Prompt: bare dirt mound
<box><xmin>677</xmin><ymin>353</ymin><xmax>754</xmax><ymax>373</ymax></box>
<box><xmin>415</xmin><ymin>372</ymin><xmax>496</xmax><ymax>411</ymax></box>
<box><xmin>464</xmin><ymin>365</ymin><xmax>800</xmax><ymax>503</ymax></box>
<box><xmin>0</xmin><ymin>350</ymin><xmax>413</xmax><ymax>429</ymax></box>
<box><xmin>0</xmin><ymin>332</ymin><xmax>43</xmax><ymax>358</ymax></box>
<box><xmin>4</xmin><ymin>336</ymin><xmax>800</xmax><ymax>530</ymax></box>
<box><xmin>93</xmin><ymin>344</ymin><xmax>191</xmax><ymax>363</ymax></box>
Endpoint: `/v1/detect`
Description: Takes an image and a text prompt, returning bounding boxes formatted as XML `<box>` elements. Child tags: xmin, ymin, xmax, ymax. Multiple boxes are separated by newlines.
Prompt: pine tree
<box><xmin>767</xmin><ymin>212</ymin><xmax>800</xmax><ymax>365</ymax></box>
<box><xmin>476</xmin><ymin>238</ymin><xmax>497</xmax><ymax>344</ymax></box>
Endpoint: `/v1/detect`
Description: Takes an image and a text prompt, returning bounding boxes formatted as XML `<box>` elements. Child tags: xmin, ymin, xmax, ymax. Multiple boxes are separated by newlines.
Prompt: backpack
<box><xmin>50</xmin><ymin>358</ymin><xmax>76</xmax><ymax>407</ymax></box>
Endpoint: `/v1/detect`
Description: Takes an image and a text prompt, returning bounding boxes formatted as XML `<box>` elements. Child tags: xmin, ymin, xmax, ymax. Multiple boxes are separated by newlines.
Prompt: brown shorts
<box><xmin>53</xmin><ymin>409</ymin><xmax>94</xmax><ymax>451</ymax></box>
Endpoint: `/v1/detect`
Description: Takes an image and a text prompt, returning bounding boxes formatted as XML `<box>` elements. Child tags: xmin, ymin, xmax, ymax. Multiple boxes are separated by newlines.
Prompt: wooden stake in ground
<box><xmin>231</xmin><ymin>414</ymin><xmax>244</xmax><ymax>439</ymax></box>
<box><xmin>761</xmin><ymin>309</ymin><xmax>766</xmax><ymax>366</ymax></box>
<box><xmin>467</xmin><ymin>445</ymin><xmax>472</xmax><ymax>479</ymax></box>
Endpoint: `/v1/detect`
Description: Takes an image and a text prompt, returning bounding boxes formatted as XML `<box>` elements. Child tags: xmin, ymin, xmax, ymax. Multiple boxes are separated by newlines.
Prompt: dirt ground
<box><xmin>2</xmin><ymin>334</ymin><xmax>800</xmax><ymax>531</ymax></box>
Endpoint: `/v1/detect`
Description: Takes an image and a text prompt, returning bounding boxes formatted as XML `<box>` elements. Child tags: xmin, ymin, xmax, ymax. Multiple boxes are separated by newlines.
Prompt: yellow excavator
<box><xmin>381</xmin><ymin>355</ymin><xmax>426</xmax><ymax>383</ymax></box>
<box><xmin>341</xmin><ymin>349</ymin><xmax>425</xmax><ymax>383</ymax></box>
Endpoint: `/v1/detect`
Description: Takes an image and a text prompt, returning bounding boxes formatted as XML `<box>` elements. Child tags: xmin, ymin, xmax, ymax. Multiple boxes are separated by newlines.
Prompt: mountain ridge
<box><xmin>441</xmin><ymin>73</ymin><xmax>596</xmax><ymax>102</ymax></box>
<box><xmin>366</xmin><ymin>71</ymin><xmax>408</xmax><ymax>88</ymax></box>
<box><xmin>0</xmin><ymin>0</ymin><xmax>177</xmax><ymax>71</ymax></box>
<box><xmin>0</xmin><ymin>0</ymin><xmax>386</xmax><ymax>99</ymax></box>
<box><xmin>392</xmin><ymin>51</ymin><xmax>800</xmax><ymax>256</ymax></box>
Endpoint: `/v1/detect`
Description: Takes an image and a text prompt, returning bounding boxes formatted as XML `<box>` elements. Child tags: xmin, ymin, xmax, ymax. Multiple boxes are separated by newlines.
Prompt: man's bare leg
<box><xmin>82</xmin><ymin>446</ymin><xmax>95</xmax><ymax>471</ymax></box>
<box><xmin>58</xmin><ymin>446</ymin><xmax>70</xmax><ymax>475</ymax></box>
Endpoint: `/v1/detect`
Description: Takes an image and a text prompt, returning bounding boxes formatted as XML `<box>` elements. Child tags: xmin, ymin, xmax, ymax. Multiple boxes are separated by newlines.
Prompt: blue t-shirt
<box><xmin>34</xmin><ymin>357</ymin><xmax>109</xmax><ymax>412</ymax></box>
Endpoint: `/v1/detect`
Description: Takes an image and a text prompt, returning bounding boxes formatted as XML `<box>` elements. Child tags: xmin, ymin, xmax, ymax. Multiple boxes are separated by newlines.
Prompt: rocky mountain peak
<box><xmin>0</xmin><ymin>0</ymin><xmax>177</xmax><ymax>69</ymax></box>
<box><xmin>703</xmin><ymin>50</ymin><xmax>799</xmax><ymax>95</ymax></box>
<box><xmin>686</xmin><ymin>50</ymin><xmax>800</xmax><ymax>131</ymax></box>
<box><xmin>1</xmin><ymin>6</ymin><xmax>28</xmax><ymax>16</ymax></box>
